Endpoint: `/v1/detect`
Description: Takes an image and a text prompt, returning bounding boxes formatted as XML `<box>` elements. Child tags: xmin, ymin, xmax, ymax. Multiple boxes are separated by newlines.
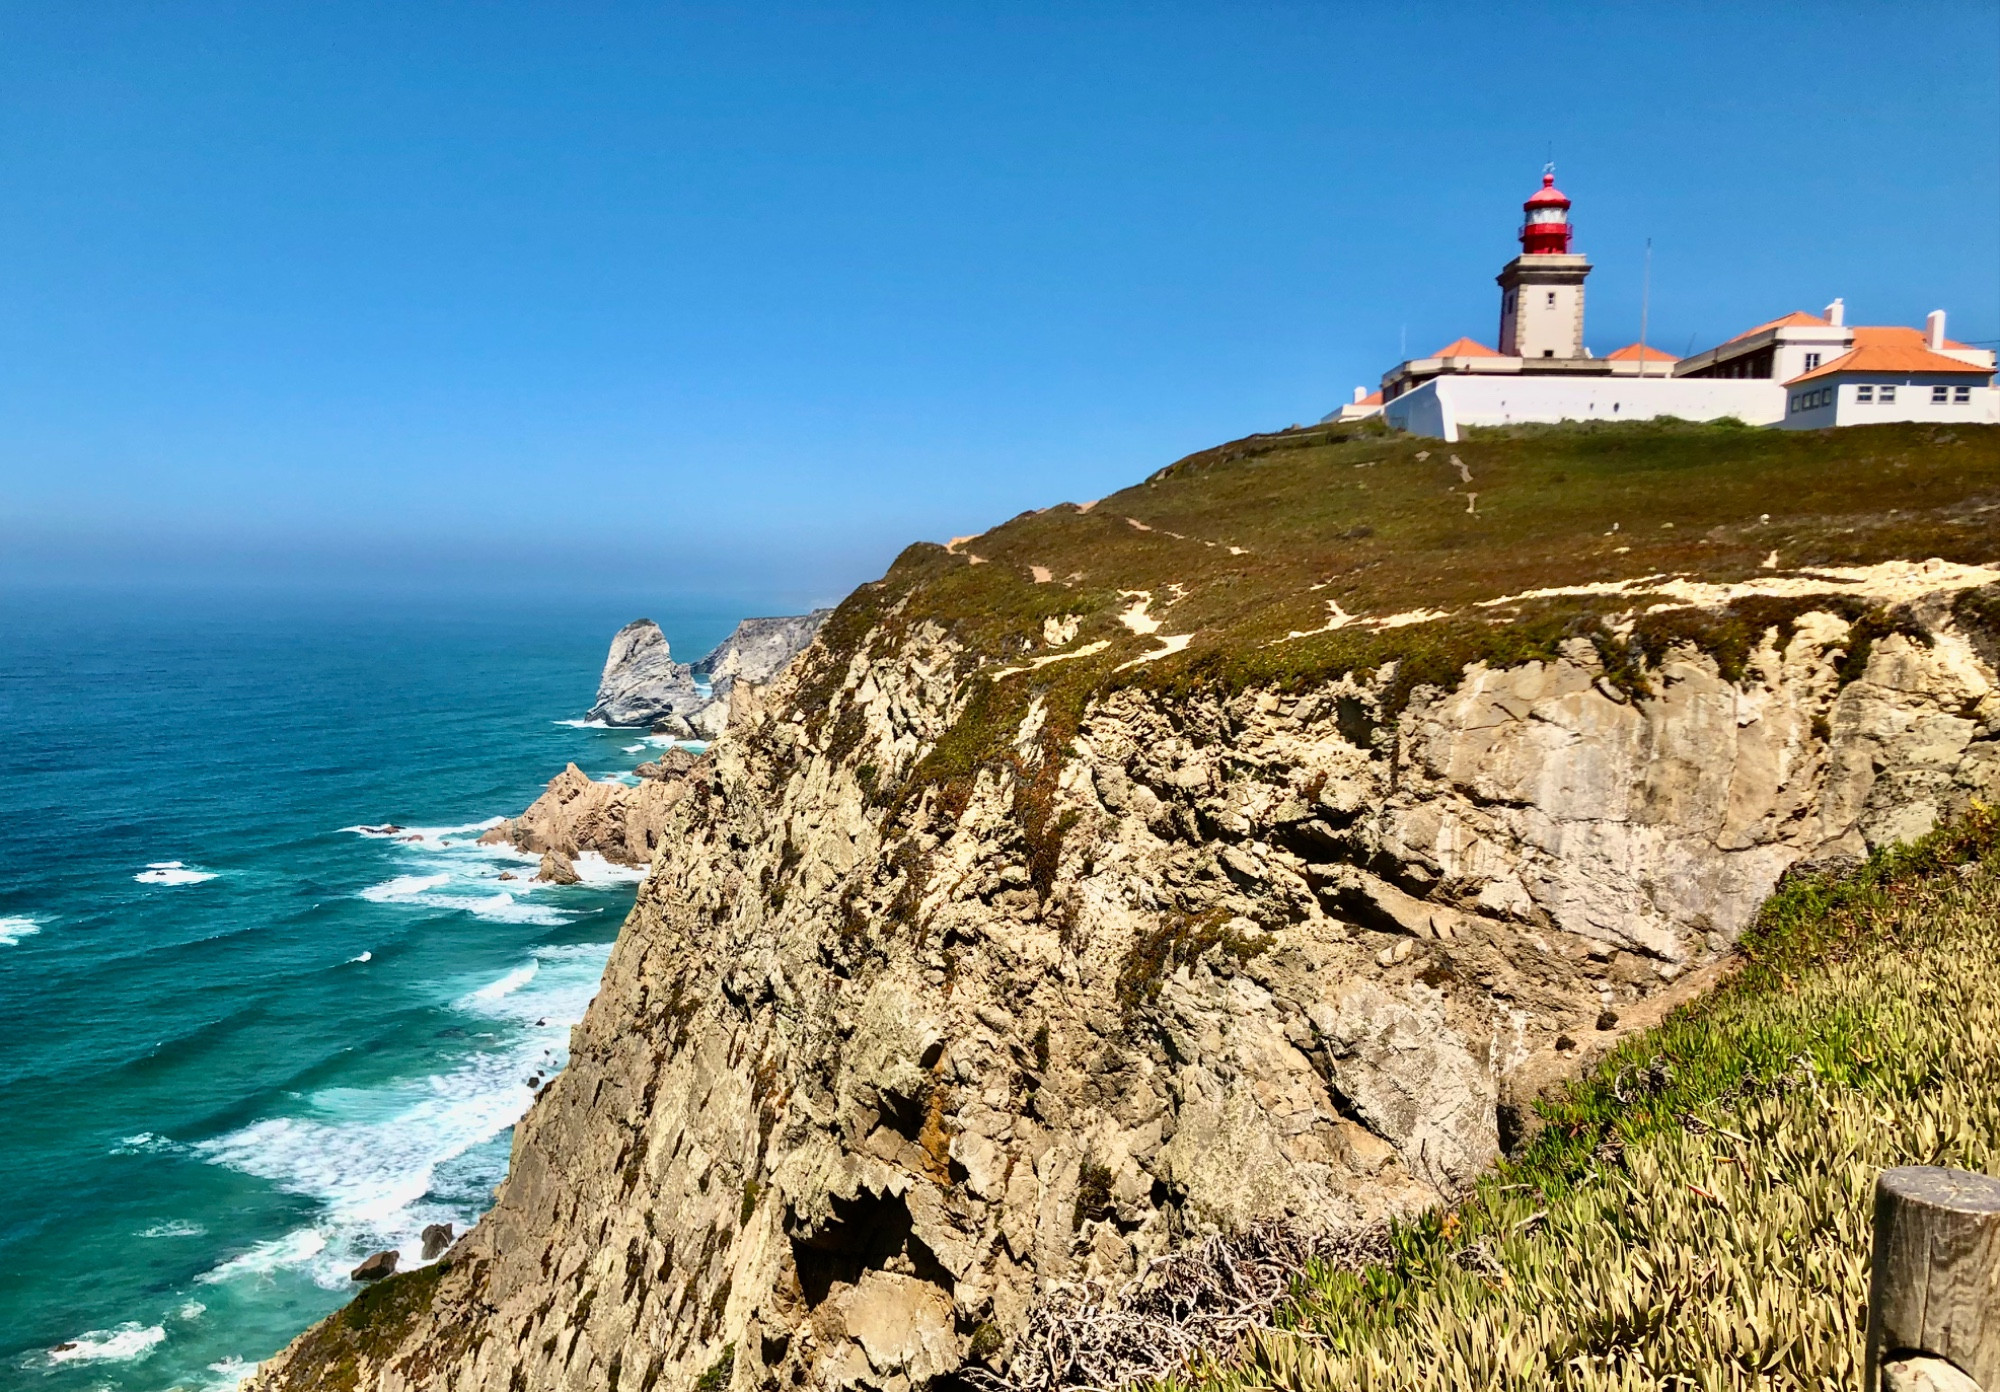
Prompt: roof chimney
<box><xmin>1825</xmin><ymin>298</ymin><xmax>1845</xmax><ymax>327</ymax></box>
<box><xmin>1354</xmin><ymin>386</ymin><xmax>1367</xmax><ymax>404</ymax></box>
<box><xmin>1926</xmin><ymin>309</ymin><xmax>1946</xmax><ymax>350</ymax></box>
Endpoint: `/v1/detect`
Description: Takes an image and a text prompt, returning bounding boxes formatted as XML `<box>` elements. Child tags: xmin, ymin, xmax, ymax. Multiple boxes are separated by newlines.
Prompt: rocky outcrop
<box><xmin>590</xmin><ymin>620</ymin><xmax>707</xmax><ymax>729</ymax></box>
<box><xmin>588</xmin><ymin>613</ymin><xmax>830</xmax><ymax>735</ymax></box>
<box><xmin>696</xmin><ymin>612</ymin><xmax>835</xmax><ymax>698</ymax></box>
<box><xmin>481</xmin><ymin>762</ymin><xmax>698</xmax><ymax>867</ymax></box>
<box><xmin>251</xmin><ymin>578</ymin><xmax>2000</xmax><ymax>1392</ymax></box>
<box><xmin>350</xmin><ymin>1251</ymin><xmax>398</xmax><ymax>1282</ymax></box>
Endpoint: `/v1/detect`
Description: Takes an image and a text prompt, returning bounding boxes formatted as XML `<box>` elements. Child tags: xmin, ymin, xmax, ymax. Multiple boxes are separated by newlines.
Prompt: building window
<box><xmin>1805</xmin><ymin>353</ymin><xmax>1821</xmax><ymax>370</ymax></box>
<box><xmin>1880</xmin><ymin>386</ymin><xmax>1897</xmax><ymax>404</ymax></box>
<box><xmin>1857</xmin><ymin>385</ymin><xmax>1874</xmax><ymax>402</ymax></box>
<box><xmin>1543</xmin><ymin>349</ymin><xmax>1555</xmax><ymax>357</ymax></box>
<box><xmin>1956</xmin><ymin>385</ymin><xmax>1973</xmax><ymax>403</ymax></box>
<box><xmin>1934</xmin><ymin>385</ymin><xmax>1949</xmax><ymax>403</ymax></box>
<box><xmin>1546</xmin><ymin>291</ymin><xmax>1556</xmax><ymax>306</ymax></box>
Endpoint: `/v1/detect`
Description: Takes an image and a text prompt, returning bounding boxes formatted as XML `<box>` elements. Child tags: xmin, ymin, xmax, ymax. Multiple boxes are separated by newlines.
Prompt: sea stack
<box><xmin>586</xmin><ymin>620</ymin><xmax>706</xmax><ymax>728</ymax></box>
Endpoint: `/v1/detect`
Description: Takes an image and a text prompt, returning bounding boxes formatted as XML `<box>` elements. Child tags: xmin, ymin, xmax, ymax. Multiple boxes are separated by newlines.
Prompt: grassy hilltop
<box><xmin>795</xmin><ymin>419</ymin><xmax>2000</xmax><ymax>798</ymax></box>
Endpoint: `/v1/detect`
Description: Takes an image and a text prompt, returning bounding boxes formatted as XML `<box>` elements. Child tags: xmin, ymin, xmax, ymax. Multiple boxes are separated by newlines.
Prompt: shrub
<box><xmin>1178</xmin><ymin>809</ymin><xmax>2000</xmax><ymax>1392</ymax></box>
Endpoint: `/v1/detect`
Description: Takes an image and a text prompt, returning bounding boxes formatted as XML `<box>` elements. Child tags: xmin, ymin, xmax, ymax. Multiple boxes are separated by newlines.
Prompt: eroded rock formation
<box><xmin>251</xmin><ymin>577</ymin><xmax>2000</xmax><ymax>1392</ymax></box>
<box><xmin>590</xmin><ymin>613</ymin><xmax>831</xmax><ymax>736</ymax></box>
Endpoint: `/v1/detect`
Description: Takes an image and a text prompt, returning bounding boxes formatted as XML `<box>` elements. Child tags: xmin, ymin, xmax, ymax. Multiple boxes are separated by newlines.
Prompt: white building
<box><xmin>1330</xmin><ymin>172</ymin><xmax>1996</xmax><ymax>439</ymax></box>
<box><xmin>1778</xmin><ymin>315</ymin><xmax>1999</xmax><ymax>429</ymax></box>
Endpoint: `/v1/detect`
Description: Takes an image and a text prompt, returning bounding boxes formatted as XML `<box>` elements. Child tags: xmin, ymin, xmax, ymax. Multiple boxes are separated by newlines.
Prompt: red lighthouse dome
<box><xmin>1519</xmin><ymin>166</ymin><xmax>1573</xmax><ymax>255</ymax></box>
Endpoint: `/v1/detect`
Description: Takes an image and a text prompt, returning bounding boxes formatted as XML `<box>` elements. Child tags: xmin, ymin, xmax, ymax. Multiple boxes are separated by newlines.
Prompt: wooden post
<box><xmin>1866</xmin><ymin>1166</ymin><xmax>2000</xmax><ymax>1391</ymax></box>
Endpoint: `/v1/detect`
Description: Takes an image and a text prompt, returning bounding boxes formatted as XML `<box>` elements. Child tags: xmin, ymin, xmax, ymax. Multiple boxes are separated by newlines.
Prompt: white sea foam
<box><xmin>204</xmin><ymin>1357</ymin><xmax>258</xmax><ymax>1390</ymax></box>
<box><xmin>361</xmin><ymin>873</ymin><xmax>451</xmax><ymax>902</ymax></box>
<box><xmin>136</xmin><ymin>861</ymin><xmax>219</xmax><ymax>885</ymax></box>
<box><xmin>463</xmin><ymin>961</ymin><xmax>538</xmax><ymax>1005</ymax></box>
<box><xmin>554</xmin><ymin>717</ymin><xmax>615</xmax><ymax>729</ymax></box>
<box><xmin>572</xmin><ymin>852</ymin><xmax>648</xmax><ymax>886</ymax></box>
<box><xmin>45</xmin><ymin>1322</ymin><xmax>165</xmax><ymax>1364</ymax></box>
<box><xmin>178</xmin><ymin>1299</ymin><xmax>207</xmax><ymax>1320</ymax></box>
<box><xmin>349</xmin><ymin>950</ymin><xmax>373</xmax><ymax>963</ymax></box>
<box><xmin>138</xmin><ymin>1219</ymin><xmax>207</xmax><ymax>1238</ymax></box>
<box><xmin>623</xmin><ymin>743</ymin><xmax>646</xmax><ymax>753</ymax></box>
<box><xmin>114</xmin><ymin>1132</ymin><xmax>184</xmax><ymax>1155</ymax></box>
<box><xmin>198</xmin><ymin>1228</ymin><xmax>326</xmax><ymax>1284</ymax></box>
<box><xmin>0</xmin><ymin>916</ymin><xmax>40</xmax><ymax>946</ymax></box>
<box><xmin>462</xmin><ymin>892</ymin><xmax>569</xmax><ymax>925</ymax></box>
<box><xmin>196</xmin><ymin>941</ymin><xmax>612</xmax><ymax>1289</ymax></box>
<box><xmin>359</xmin><ymin>873</ymin><xmax>567</xmax><ymax>926</ymax></box>
<box><xmin>341</xmin><ymin>817</ymin><xmax>505</xmax><ymax>840</ymax></box>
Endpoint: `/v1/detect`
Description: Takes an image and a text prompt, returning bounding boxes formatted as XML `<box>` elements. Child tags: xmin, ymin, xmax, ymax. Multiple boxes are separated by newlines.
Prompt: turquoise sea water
<box><xmin>0</xmin><ymin>588</ymin><xmax>742</xmax><ymax>1390</ymax></box>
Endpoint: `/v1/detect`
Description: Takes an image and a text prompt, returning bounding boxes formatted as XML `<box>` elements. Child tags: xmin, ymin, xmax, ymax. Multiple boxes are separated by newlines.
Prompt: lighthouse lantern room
<box><xmin>1519</xmin><ymin>169</ymin><xmax>1574</xmax><ymax>254</ymax></box>
<box><xmin>1497</xmin><ymin>165</ymin><xmax>1592</xmax><ymax>359</ymax></box>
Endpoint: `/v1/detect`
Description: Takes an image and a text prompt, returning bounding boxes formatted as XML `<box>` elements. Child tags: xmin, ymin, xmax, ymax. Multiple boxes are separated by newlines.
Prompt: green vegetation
<box><xmin>264</xmin><ymin>1261</ymin><xmax>455</xmax><ymax>1392</ymax></box>
<box><xmin>1116</xmin><ymin>907</ymin><xmax>1271</xmax><ymax>1022</ymax></box>
<box><xmin>694</xmin><ymin>1343</ymin><xmax>737</xmax><ymax>1392</ymax></box>
<box><xmin>779</xmin><ymin>420</ymin><xmax>1999</xmax><ymax>815</ymax></box>
<box><xmin>1168</xmin><ymin>809</ymin><xmax>2000</xmax><ymax>1392</ymax></box>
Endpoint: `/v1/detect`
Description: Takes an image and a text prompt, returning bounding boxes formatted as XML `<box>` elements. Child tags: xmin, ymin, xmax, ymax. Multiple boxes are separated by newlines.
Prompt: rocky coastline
<box><xmin>242</xmin><ymin>423</ymin><xmax>2000</xmax><ymax>1392</ymax></box>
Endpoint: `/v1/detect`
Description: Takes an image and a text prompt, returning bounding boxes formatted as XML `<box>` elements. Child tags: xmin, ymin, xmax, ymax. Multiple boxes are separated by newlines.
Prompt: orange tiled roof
<box><xmin>1851</xmin><ymin>325</ymin><xmax>1981</xmax><ymax>352</ymax></box>
<box><xmin>1788</xmin><ymin>335</ymin><xmax>1995</xmax><ymax>384</ymax></box>
<box><xmin>1358</xmin><ymin>390</ymin><xmax>1383</xmax><ymax>406</ymax></box>
<box><xmin>1724</xmin><ymin>310</ymin><xmax>1832</xmax><ymax>344</ymax></box>
<box><xmin>1431</xmin><ymin>337</ymin><xmax>1499</xmax><ymax>358</ymax></box>
<box><xmin>1605</xmin><ymin>343</ymin><xmax>1678</xmax><ymax>362</ymax></box>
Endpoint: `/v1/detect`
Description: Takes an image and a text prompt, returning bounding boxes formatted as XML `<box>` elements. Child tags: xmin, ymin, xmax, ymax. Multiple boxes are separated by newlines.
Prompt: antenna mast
<box><xmin>1639</xmin><ymin>238</ymin><xmax>1652</xmax><ymax>378</ymax></box>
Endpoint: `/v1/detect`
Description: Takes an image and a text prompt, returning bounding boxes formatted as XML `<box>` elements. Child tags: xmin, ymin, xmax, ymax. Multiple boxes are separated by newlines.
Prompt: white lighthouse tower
<box><xmin>1496</xmin><ymin>167</ymin><xmax>1591</xmax><ymax>359</ymax></box>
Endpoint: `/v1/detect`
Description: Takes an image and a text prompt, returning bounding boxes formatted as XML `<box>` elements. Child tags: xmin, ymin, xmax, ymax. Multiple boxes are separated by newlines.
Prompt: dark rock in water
<box><xmin>536</xmin><ymin>1018</ymin><xmax>547</xmax><ymax>1027</ymax></box>
<box><xmin>421</xmin><ymin>1223</ymin><xmax>454</xmax><ymax>1260</ymax></box>
<box><xmin>1596</xmin><ymin>1009</ymin><xmax>1620</xmax><ymax>1030</ymax></box>
<box><xmin>51</xmin><ymin>1342</ymin><xmax>78</xmax><ymax>1354</ymax></box>
<box><xmin>358</xmin><ymin>824</ymin><xmax>404</xmax><ymax>836</ymax></box>
<box><xmin>351</xmin><ymin>1250</ymin><xmax>398</xmax><ymax>1282</ymax></box>
<box><xmin>526</xmin><ymin>1075</ymin><xmax>542</xmax><ymax>1089</ymax></box>
<box><xmin>497</xmin><ymin>871</ymin><xmax>517</xmax><ymax>881</ymax></box>
<box><xmin>537</xmin><ymin>849</ymin><xmax>581</xmax><ymax>885</ymax></box>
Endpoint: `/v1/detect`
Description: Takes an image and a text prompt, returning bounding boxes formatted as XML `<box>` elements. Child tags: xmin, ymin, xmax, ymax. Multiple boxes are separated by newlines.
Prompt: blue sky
<box><xmin>2</xmin><ymin>2</ymin><xmax>1995</xmax><ymax>608</ymax></box>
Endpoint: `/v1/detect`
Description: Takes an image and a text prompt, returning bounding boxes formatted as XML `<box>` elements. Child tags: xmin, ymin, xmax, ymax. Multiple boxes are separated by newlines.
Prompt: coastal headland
<box><xmin>246</xmin><ymin>419</ymin><xmax>2000</xmax><ymax>1391</ymax></box>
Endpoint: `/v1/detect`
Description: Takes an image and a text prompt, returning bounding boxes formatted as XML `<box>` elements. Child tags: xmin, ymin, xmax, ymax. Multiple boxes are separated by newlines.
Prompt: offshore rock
<box><xmin>422</xmin><ymin>1223</ymin><xmax>455</xmax><ymax>1261</ymax></box>
<box><xmin>591</xmin><ymin>614</ymin><xmax>831</xmax><ymax>733</ymax></box>
<box><xmin>249</xmin><ymin>588</ymin><xmax>2000</xmax><ymax>1392</ymax></box>
<box><xmin>350</xmin><ymin>1251</ymin><xmax>397</xmax><ymax>1282</ymax></box>
<box><xmin>482</xmin><ymin>763</ymin><xmax>697</xmax><ymax>867</ymax></box>
<box><xmin>536</xmin><ymin>849</ymin><xmax>581</xmax><ymax>885</ymax></box>
<box><xmin>590</xmin><ymin>620</ymin><xmax>706</xmax><ymax>728</ymax></box>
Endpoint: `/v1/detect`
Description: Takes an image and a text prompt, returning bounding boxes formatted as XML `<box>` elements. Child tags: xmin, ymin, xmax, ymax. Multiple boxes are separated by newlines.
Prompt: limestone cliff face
<box><xmin>251</xmin><ymin>581</ymin><xmax>2000</xmax><ymax>1392</ymax></box>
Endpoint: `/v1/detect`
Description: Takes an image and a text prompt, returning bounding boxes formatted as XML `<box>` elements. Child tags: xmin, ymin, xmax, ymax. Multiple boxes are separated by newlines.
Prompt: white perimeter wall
<box><xmin>1382</xmin><ymin>375</ymin><xmax>1786</xmax><ymax>441</ymax></box>
<box><xmin>1784</xmin><ymin>380</ymin><xmax>2000</xmax><ymax>430</ymax></box>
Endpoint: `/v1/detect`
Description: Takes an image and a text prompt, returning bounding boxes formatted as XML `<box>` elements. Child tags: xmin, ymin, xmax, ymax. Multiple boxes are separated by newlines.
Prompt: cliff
<box><xmin>250</xmin><ymin>421</ymin><xmax>2000</xmax><ymax>1392</ymax></box>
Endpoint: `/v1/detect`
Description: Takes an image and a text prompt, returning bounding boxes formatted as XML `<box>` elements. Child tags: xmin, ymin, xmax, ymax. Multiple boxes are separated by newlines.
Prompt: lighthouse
<box><xmin>1496</xmin><ymin>166</ymin><xmax>1592</xmax><ymax>359</ymax></box>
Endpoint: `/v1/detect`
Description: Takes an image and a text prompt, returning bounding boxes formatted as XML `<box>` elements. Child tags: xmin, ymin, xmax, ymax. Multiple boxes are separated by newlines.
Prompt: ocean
<box><xmin>0</xmin><ymin>586</ymin><xmax>747</xmax><ymax>1390</ymax></box>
